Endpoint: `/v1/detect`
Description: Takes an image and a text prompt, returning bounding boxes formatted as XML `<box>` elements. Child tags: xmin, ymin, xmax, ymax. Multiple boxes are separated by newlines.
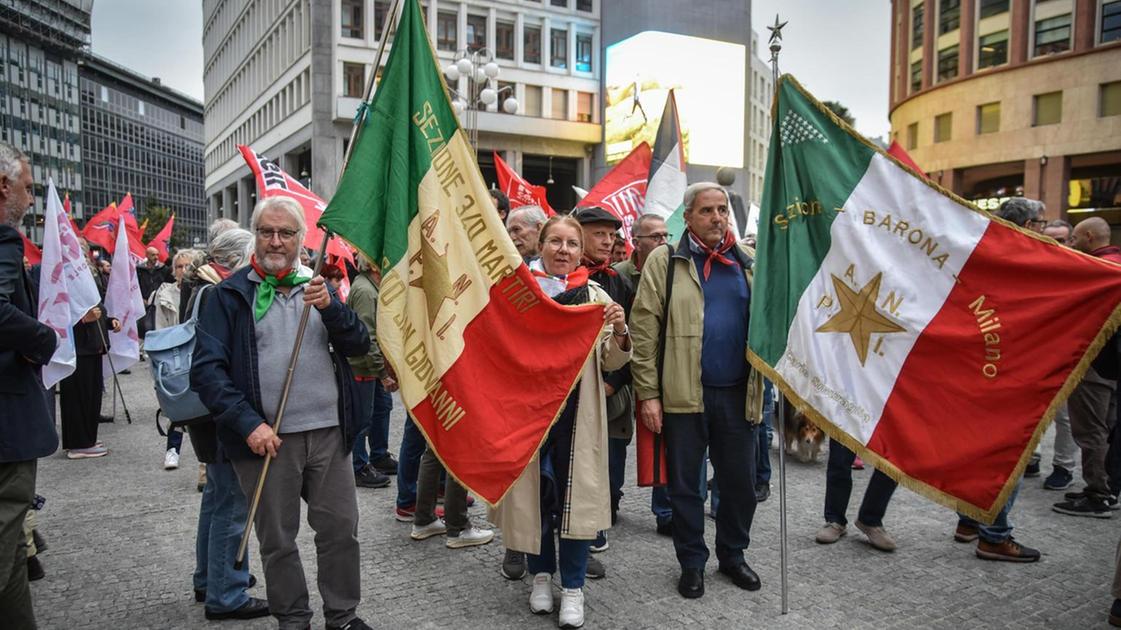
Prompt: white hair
<box><xmin>632</xmin><ymin>213</ymin><xmax>666</xmax><ymax>236</ymax></box>
<box><xmin>682</xmin><ymin>181</ymin><xmax>730</xmax><ymax>211</ymax></box>
<box><xmin>506</xmin><ymin>205</ymin><xmax>548</xmax><ymax>228</ymax></box>
<box><xmin>208</xmin><ymin>228</ymin><xmax>254</xmax><ymax>270</ymax></box>
<box><xmin>208</xmin><ymin>217</ymin><xmax>239</xmax><ymax>242</ymax></box>
<box><xmin>250</xmin><ymin>196</ymin><xmax>307</xmax><ymax>243</ymax></box>
<box><xmin>0</xmin><ymin>141</ymin><xmax>27</xmax><ymax>182</ymax></box>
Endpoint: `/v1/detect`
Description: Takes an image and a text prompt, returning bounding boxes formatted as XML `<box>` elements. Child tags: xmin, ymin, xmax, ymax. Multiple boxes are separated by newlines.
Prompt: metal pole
<box><xmin>768</xmin><ymin>14</ymin><xmax>789</xmax><ymax>615</ymax></box>
<box><xmin>96</xmin><ymin>318</ymin><xmax>133</xmax><ymax>424</ymax></box>
<box><xmin>234</xmin><ymin>0</ymin><xmax>403</xmax><ymax>570</ymax></box>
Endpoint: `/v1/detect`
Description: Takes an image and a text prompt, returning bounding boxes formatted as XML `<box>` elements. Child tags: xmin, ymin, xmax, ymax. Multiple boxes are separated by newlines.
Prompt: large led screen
<box><xmin>605</xmin><ymin>31</ymin><xmax>745</xmax><ymax>167</ymax></box>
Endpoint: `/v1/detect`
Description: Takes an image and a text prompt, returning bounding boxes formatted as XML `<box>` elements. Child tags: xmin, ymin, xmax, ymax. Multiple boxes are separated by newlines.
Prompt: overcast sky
<box><xmin>89</xmin><ymin>0</ymin><xmax>891</xmax><ymax>138</ymax></box>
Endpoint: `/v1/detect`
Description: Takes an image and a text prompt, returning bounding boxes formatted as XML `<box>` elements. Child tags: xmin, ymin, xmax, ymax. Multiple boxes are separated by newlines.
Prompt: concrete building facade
<box><xmin>203</xmin><ymin>0</ymin><xmax>602</xmax><ymax>225</ymax></box>
<box><xmin>889</xmin><ymin>0</ymin><xmax>1121</xmax><ymax>223</ymax></box>
<box><xmin>79</xmin><ymin>55</ymin><xmax>207</xmax><ymax>246</ymax></box>
<box><xmin>0</xmin><ymin>0</ymin><xmax>92</xmax><ymax>240</ymax></box>
<box><xmin>748</xmin><ymin>30</ymin><xmax>772</xmax><ymax>209</ymax></box>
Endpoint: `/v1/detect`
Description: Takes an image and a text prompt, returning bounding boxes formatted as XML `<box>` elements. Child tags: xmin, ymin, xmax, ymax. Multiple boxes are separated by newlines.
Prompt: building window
<box><xmin>912</xmin><ymin>5</ymin><xmax>924</xmax><ymax>50</ymax></box>
<box><xmin>343</xmin><ymin>63</ymin><xmax>364</xmax><ymax>98</ymax></box>
<box><xmin>977</xmin><ymin>102</ymin><xmax>1000</xmax><ymax>134</ymax></box>
<box><xmin>551</xmin><ymin>0</ymin><xmax>567</xmax><ymax>6</ymax></box>
<box><xmin>341</xmin><ymin>0</ymin><xmax>363</xmax><ymax>39</ymax></box>
<box><xmin>466</xmin><ymin>14</ymin><xmax>486</xmax><ymax>51</ymax></box>
<box><xmin>575</xmin><ymin>33</ymin><xmax>592</xmax><ymax>72</ymax></box>
<box><xmin>1034</xmin><ymin>14</ymin><xmax>1071</xmax><ymax>56</ymax></box>
<box><xmin>437</xmin><ymin>12</ymin><xmax>457</xmax><ymax>51</ymax></box>
<box><xmin>577</xmin><ymin>0</ymin><xmax>592</xmax><ymax>11</ymax></box>
<box><xmin>1033</xmin><ymin>91</ymin><xmax>1062</xmax><ymax>126</ymax></box>
<box><xmin>939</xmin><ymin>0</ymin><xmax>960</xmax><ymax>34</ymax></box>
<box><xmin>576</xmin><ymin>91</ymin><xmax>593</xmax><ymax>122</ymax></box>
<box><xmin>551</xmin><ymin>88</ymin><xmax>568</xmax><ymax>119</ymax></box>
<box><xmin>910</xmin><ymin>60</ymin><xmax>922</xmax><ymax>93</ymax></box>
<box><xmin>978</xmin><ymin>30</ymin><xmax>1008</xmax><ymax>68</ymax></box>
<box><xmin>374</xmin><ymin>0</ymin><xmax>390</xmax><ymax>39</ymax></box>
<box><xmin>934</xmin><ymin>112</ymin><xmax>952</xmax><ymax>143</ymax></box>
<box><xmin>937</xmin><ymin>45</ymin><xmax>958</xmax><ymax>82</ymax></box>
<box><xmin>1103</xmin><ymin>81</ymin><xmax>1121</xmax><ymax>117</ymax></box>
<box><xmin>524</xmin><ymin>26</ymin><xmax>542</xmax><ymax>63</ymax></box>
<box><xmin>523</xmin><ymin>85</ymin><xmax>542</xmax><ymax>116</ymax></box>
<box><xmin>979</xmin><ymin>0</ymin><xmax>1009</xmax><ymax>18</ymax></box>
<box><xmin>551</xmin><ymin>29</ymin><xmax>568</xmax><ymax>68</ymax></box>
<box><xmin>1104</xmin><ymin>1</ymin><xmax>1121</xmax><ymax>43</ymax></box>
<box><xmin>496</xmin><ymin>20</ymin><xmax>514</xmax><ymax>59</ymax></box>
<box><xmin>906</xmin><ymin>122</ymin><xmax>919</xmax><ymax>150</ymax></box>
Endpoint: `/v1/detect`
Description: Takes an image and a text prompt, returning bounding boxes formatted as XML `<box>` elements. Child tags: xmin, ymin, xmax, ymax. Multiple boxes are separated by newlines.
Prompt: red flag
<box><xmin>237</xmin><ymin>146</ymin><xmax>355</xmax><ymax>267</ymax></box>
<box><xmin>493</xmin><ymin>152</ymin><xmax>555</xmax><ymax>216</ymax></box>
<box><xmin>118</xmin><ymin>194</ymin><xmax>148</xmax><ymax>260</ymax></box>
<box><xmin>887</xmin><ymin>140</ymin><xmax>927</xmax><ymax>178</ymax></box>
<box><xmin>575</xmin><ymin>142</ymin><xmax>652</xmax><ymax>256</ymax></box>
<box><xmin>147</xmin><ymin>215</ymin><xmax>175</xmax><ymax>263</ymax></box>
<box><xmin>81</xmin><ymin>202</ymin><xmax>120</xmax><ymax>252</ymax></box>
<box><xmin>20</xmin><ymin>231</ymin><xmax>41</xmax><ymax>266</ymax></box>
<box><xmin>62</xmin><ymin>192</ymin><xmax>71</xmax><ymax>215</ymax></box>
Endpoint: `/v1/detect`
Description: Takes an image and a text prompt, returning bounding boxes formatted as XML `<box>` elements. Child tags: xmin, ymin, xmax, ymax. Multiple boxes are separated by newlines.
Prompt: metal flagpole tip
<box><xmin>233</xmin><ymin>559</ymin><xmax>244</xmax><ymax>571</ymax></box>
<box><xmin>767</xmin><ymin>14</ymin><xmax>787</xmax><ymax>53</ymax></box>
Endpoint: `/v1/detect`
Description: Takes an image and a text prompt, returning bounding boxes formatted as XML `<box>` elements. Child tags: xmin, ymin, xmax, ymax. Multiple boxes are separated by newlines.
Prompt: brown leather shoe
<box><xmin>953</xmin><ymin>522</ymin><xmax>979</xmax><ymax>543</ymax></box>
<box><xmin>975</xmin><ymin>537</ymin><xmax>1040</xmax><ymax>562</ymax></box>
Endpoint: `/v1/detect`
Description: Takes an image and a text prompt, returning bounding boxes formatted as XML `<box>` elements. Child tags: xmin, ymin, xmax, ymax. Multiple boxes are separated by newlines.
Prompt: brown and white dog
<box><xmin>781</xmin><ymin>398</ymin><xmax>825</xmax><ymax>463</ymax></box>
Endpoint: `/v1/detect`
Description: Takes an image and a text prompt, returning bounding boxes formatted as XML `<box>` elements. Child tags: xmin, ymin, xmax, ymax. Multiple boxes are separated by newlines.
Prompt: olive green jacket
<box><xmin>629</xmin><ymin>239</ymin><xmax>764</xmax><ymax>423</ymax></box>
<box><xmin>345</xmin><ymin>272</ymin><xmax>387</xmax><ymax>378</ymax></box>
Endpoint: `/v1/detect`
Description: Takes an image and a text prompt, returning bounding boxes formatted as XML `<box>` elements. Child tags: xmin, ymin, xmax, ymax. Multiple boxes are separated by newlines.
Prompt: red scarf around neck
<box><xmin>250</xmin><ymin>255</ymin><xmax>296</xmax><ymax>281</ymax></box>
<box><xmin>580</xmin><ymin>255</ymin><xmax>617</xmax><ymax>277</ymax></box>
<box><xmin>531</xmin><ymin>266</ymin><xmax>589</xmax><ymax>291</ymax></box>
<box><xmin>688</xmin><ymin>229</ymin><xmax>737</xmax><ymax>280</ymax></box>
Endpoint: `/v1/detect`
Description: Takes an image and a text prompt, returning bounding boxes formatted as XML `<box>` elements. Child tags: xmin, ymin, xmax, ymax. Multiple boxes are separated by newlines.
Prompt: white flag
<box><xmin>103</xmin><ymin>212</ymin><xmax>145</xmax><ymax>375</ymax></box>
<box><xmin>38</xmin><ymin>180</ymin><xmax>101</xmax><ymax>388</ymax></box>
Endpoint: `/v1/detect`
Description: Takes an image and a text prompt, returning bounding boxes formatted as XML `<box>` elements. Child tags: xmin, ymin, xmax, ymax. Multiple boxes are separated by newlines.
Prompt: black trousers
<box><xmin>0</xmin><ymin>460</ymin><xmax>36</xmax><ymax>629</ymax></box>
<box><xmin>59</xmin><ymin>354</ymin><xmax>102</xmax><ymax>450</ymax></box>
<box><xmin>663</xmin><ymin>384</ymin><xmax>757</xmax><ymax>569</ymax></box>
<box><xmin>824</xmin><ymin>439</ymin><xmax>896</xmax><ymax>527</ymax></box>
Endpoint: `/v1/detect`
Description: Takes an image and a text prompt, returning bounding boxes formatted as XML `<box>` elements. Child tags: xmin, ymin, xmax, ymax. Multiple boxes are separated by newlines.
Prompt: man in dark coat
<box><xmin>0</xmin><ymin>142</ymin><xmax>59</xmax><ymax>628</ymax></box>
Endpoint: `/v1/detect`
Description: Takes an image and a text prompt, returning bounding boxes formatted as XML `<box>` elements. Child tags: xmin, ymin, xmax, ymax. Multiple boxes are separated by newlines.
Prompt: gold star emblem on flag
<box><xmin>815</xmin><ymin>272</ymin><xmax>905</xmax><ymax>365</ymax></box>
<box><xmin>409</xmin><ymin>231</ymin><xmax>453</xmax><ymax>327</ymax></box>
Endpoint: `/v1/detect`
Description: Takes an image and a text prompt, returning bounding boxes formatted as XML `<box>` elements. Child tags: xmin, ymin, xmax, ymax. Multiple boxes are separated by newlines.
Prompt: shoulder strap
<box><xmin>655</xmin><ymin>244</ymin><xmax>675</xmax><ymax>397</ymax></box>
<box><xmin>188</xmin><ymin>284</ymin><xmax>211</xmax><ymax>322</ymax></box>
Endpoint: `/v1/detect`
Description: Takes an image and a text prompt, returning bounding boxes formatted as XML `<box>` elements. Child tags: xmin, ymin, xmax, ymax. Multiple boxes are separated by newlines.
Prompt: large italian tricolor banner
<box><xmin>319</xmin><ymin>0</ymin><xmax>605</xmax><ymax>505</ymax></box>
<box><xmin>749</xmin><ymin>76</ymin><xmax>1121</xmax><ymax>523</ymax></box>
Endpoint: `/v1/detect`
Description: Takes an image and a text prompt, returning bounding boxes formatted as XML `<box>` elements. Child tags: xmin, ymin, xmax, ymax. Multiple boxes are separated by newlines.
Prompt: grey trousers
<box><xmin>415</xmin><ymin>446</ymin><xmax>468</xmax><ymax>536</ymax></box>
<box><xmin>233</xmin><ymin>427</ymin><xmax>361</xmax><ymax>630</ymax></box>
<box><xmin>1068</xmin><ymin>367</ymin><xmax>1118</xmax><ymax>501</ymax></box>
<box><xmin>1051</xmin><ymin>404</ymin><xmax>1079</xmax><ymax>472</ymax></box>
<box><xmin>0</xmin><ymin>460</ymin><xmax>36</xmax><ymax>630</ymax></box>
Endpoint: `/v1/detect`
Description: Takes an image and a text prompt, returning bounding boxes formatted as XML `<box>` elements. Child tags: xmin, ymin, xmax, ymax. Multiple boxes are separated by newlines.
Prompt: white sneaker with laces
<box><xmin>445</xmin><ymin>525</ymin><xmax>494</xmax><ymax>549</ymax></box>
<box><xmin>529</xmin><ymin>572</ymin><xmax>553</xmax><ymax>614</ymax></box>
<box><xmin>558</xmin><ymin>587</ymin><xmax>584</xmax><ymax>628</ymax></box>
<box><xmin>164</xmin><ymin>448</ymin><xmax>180</xmax><ymax>470</ymax></box>
<box><xmin>410</xmin><ymin>518</ymin><xmax>447</xmax><ymax>540</ymax></box>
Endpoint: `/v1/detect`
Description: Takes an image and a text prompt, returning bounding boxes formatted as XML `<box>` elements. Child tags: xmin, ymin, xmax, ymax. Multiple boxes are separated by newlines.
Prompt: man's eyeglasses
<box><xmin>256</xmin><ymin>228</ymin><xmax>300</xmax><ymax>242</ymax></box>
<box><xmin>634</xmin><ymin>232</ymin><xmax>672</xmax><ymax>242</ymax></box>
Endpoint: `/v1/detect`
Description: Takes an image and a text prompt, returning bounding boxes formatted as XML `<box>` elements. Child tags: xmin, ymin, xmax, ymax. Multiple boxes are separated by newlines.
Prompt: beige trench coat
<box><xmin>490</xmin><ymin>284</ymin><xmax>631</xmax><ymax>555</ymax></box>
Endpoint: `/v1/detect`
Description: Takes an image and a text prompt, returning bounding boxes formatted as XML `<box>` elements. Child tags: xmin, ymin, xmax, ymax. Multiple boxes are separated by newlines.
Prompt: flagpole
<box><xmin>234</xmin><ymin>0</ymin><xmax>403</xmax><ymax>570</ymax></box>
<box><xmin>96</xmin><ymin>319</ymin><xmax>133</xmax><ymax>424</ymax></box>
<box><xmin>767</xmin><ymin>14</ymin><xmax>789</xmax><ymax>616</ymax></box>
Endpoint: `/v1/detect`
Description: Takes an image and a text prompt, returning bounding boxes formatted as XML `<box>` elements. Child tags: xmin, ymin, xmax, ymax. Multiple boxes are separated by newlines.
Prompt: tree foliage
<box><xmin>823</xmin><ymin>100</ymin><xmax>856</xmax><ymax>127</ymax></box>
<box><xmin>140</xmin><ymin>199</ymin><xmax>188</xmax><ymax>252</ymax></box>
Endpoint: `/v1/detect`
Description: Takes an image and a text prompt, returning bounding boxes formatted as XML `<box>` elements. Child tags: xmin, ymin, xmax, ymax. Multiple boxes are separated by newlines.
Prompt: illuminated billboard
<box><xmin>605</xmin><ymin>31</ymin><xmax>745</xmax><ymax>167</ymax></box>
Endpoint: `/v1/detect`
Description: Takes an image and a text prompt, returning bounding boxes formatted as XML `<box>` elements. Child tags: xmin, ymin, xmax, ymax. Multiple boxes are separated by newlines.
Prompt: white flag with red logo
<box><xmin>103</xmin><ymin>218</ymin><xmax>145</xmax><ymax>375</ymax></box>
<box><xmin>38</xmin><ymin>180</ymin><xmax>102</xmax><ymax>388</ymax></box>
<box><xmin>575</xmin><ymin>142</ymin><xmax>652</xmax><ymax>255</ymax></box>
<box><xmin>494</xmin><ymin>151</ymin><xmax>555</xmax><ymax>216</ymax></box>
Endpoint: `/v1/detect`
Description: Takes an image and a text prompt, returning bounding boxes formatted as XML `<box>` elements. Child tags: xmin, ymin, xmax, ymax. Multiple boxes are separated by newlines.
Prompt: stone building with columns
<box><xmin>888</xmin><ymin>0</ymin><xmax>1121</xmax><ymax>225</ymax></box>
<box><xmin>202</xmin><ymin>0</ymin><xmax>601</xmax><ymax>227</ymax></box>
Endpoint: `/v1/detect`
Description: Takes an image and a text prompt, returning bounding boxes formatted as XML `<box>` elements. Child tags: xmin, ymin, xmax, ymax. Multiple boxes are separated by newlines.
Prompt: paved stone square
<box><xmin>28</xmin><ymin>368</ymin><xmax>1118</xmax><ymax>628</ymax></box>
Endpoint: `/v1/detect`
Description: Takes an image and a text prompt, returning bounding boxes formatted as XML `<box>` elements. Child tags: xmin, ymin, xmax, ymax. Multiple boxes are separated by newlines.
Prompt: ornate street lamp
<box><xmin>444</xmin><ymin>48</ymin><xmax>518</xmax><ymax>150</ymax></box>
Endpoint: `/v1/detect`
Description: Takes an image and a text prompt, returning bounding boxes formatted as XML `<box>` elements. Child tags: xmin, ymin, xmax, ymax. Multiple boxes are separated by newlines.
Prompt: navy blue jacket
<box><xmin>190</xmin><ymin>265</ymin><xmax>369</xmax><ymax>461</ymax></box>
<box><xmin>0</xmin><ymin>226</ymin><xmax>59</xmax><ymax>462</ymax></box>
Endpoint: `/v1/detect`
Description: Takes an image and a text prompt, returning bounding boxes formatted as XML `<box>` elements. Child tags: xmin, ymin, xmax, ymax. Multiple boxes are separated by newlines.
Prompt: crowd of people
<box><xmin>3</xmin><ymin>138</ymin><xmax>1121</xmax><ymax>629</ymax></box>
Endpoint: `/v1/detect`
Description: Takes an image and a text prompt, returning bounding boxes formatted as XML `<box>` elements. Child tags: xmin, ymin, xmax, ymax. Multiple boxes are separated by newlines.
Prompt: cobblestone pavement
<box><xmin>27</xmin><ymin>368</ymin><xmax>1118</xmax><ymax>629</ymax></box>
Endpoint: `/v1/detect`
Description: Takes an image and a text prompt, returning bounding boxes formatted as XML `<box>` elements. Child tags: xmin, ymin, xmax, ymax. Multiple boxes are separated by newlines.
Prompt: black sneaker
<box><xmin>1053</xmin><ymin>495</ymin><xmax>1113</xmax><ymax>518</ymax></box>
<box><xmin>501</xmin><ymin>548</ymin><xmax>526</xmax><ymax>580</ymax></box>
<box><xmin>1024</xmin><ymin>460</ymin><xmax>1041</xmax><ymax>478</ymax></box>
<box><xmin>371</xmin><ymin>454</ymin><xmax>398</xmax><ymax>475</ymax></box>
<box><xmin>27</xmin><ymin>556</ymin><xmax>44</xmax><ymax>581</ymax></box>
<box><xmin>755</xmin><ymin>482</ymin><xmax>771</xmax><ymax>502</ymax></box>
<box><xmin>1043</xmin><ymin>466</ymin><xmax>1074</xmax><ymax>490</ymax></box>
<box><xmin>355</xmin><ymin>465</ymin><xmax>391</xmax><ymax>488</ymax></box>
<box><xmin>327</xmin><ymin>618</ymin><xmax>374</xmax><ymax>630</ymax></box>
<box><xmin>1065</xmin><ymin>490</ymin><xmax>1120</xmax><ymax>509</ymax></box>
<box><xmin>585</xmin><ymin>554</ymin><xmax>605</xmax><ymax>579</ymax></box>
<box><xmin>1110</xmin><ymin>598</ymin><xmax>1121</xmax><ymax>627</ymax></box>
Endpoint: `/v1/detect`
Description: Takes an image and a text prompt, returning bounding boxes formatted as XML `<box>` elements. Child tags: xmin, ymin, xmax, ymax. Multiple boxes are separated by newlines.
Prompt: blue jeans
<box><xmin>527</xmin><ymin>527</ymin><xmax>593</xmax><ymax>589</ymax></box>
<box><xmin>352</xmin><ymin>379</ymin><xmax>393</xmax><ymax>472</ymax></box>
<box><xmin>167</xmin><ymin>428</ymin><xmax>183</xmax><ymax>453</ymax></box>
<box><xmin>755</xmin><ymin>383</ymin><xmax>774</xmax><ymax>485</ymax></box>
<box><xmin>194</xmin><ymin>460</ymin><xmax>251</xmax><ymax>613</ymax></box>
<box><xmin>396</xmin><ymin>415</ymin><xmax>426</xmax><ymax>509</ymax></box>
<box><xmin>958</xmin><ymin>479</ymin><xmax>1020</xmax><ymax>543</ymax></box>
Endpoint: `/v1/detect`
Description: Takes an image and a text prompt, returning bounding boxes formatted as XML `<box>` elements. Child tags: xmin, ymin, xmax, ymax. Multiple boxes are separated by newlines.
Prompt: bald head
<box><xmin>1072</xmin><ymin>217</ymin><xmax>1112</xmax><ymax>253</ymax></box>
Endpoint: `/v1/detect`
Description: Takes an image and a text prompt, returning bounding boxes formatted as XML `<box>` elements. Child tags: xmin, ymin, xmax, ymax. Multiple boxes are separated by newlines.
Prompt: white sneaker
<box><xmin>410</xmin><ymin>518</ymin><xmax>447</xmax><ymax>540</ymax></box>
<box><xmin>529</xmin><ymin>573</ymin><xmax>553</xmax><ymax>614</ymax></box>
<box><xmin>66</xmin><ymin>446</ymin><xmax>108</xmax><ymax>460</ymax></box>
<box><xmin>445</xmin><ymin>525</ymin><xmax>494</xmax><ymax>549</ymax></box>
<box><xmin>164</xmin><ymin>449</ymin><xmax>180</xmax><ymax>470</ymax></box>
<box><xmin>558</xmin><ymin>587</ymin><xmax>584</xmax><ymax>628</ymax></box>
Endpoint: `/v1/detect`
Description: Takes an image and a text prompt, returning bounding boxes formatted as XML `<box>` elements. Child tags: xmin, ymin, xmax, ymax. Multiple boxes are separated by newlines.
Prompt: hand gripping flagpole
<box><xmin>234</xmin><ymin>0</ymin><xmax>403</xmax><ymax>570</ymax></box>
<box><xmin>96</xmin><ymin>318</ymin><xmax>133</xmax><ymax>424</ymax></box>
<box><xmin>767</xmin><ymin>13</ymin><xmax>790</xmax><ymax>615</ymax></box>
